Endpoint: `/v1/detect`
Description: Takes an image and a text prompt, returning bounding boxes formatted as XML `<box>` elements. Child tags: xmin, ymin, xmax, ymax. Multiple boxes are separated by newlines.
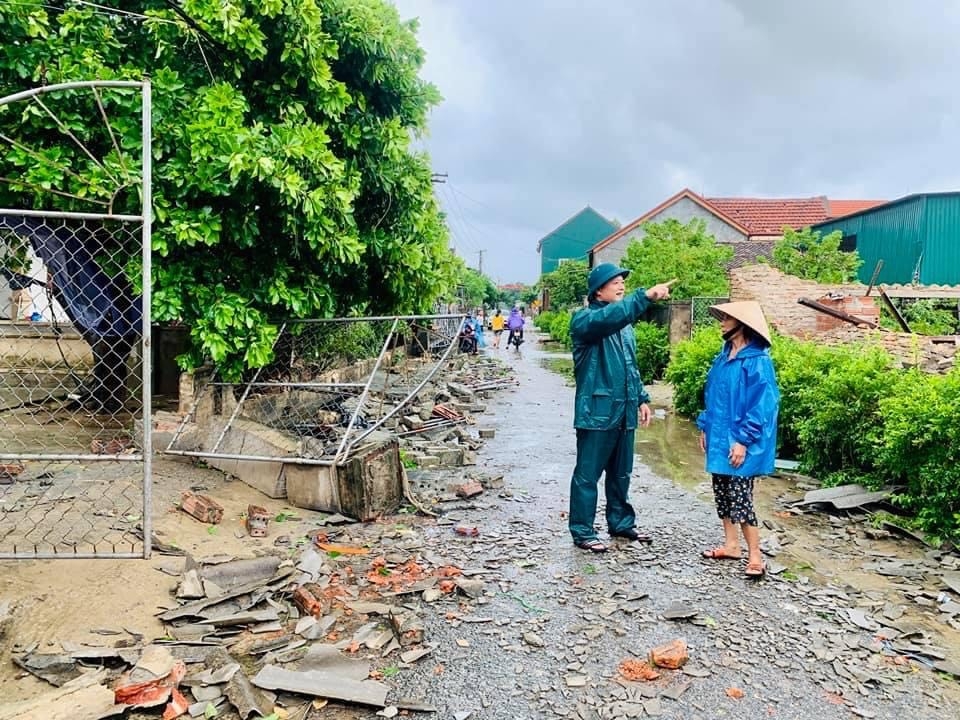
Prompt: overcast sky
<box><xmin>390</xmin><ymin>0</ymin><xmax>960</xmax><ymax>284</ymax></box>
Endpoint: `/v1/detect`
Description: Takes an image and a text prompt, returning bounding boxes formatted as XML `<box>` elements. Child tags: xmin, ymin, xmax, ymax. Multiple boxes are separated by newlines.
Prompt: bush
<box><xmin>790</xmin><ymin>343</ymin><xmax>896</xmax><ymax>484</ymax></box>
<box><xmin>633</xmin><ymin>322</ymin><xmax>670</xmax><ymax>380</ymax></box>
<box><xmin>664</xmin><ymin>325</ymin><xmax>722</xmax><ymax>417</ymax></box>
<box><xmin>771</xmin><ymin>227</ymin><xmax>862</xmax><ymax>283</ymax></box>
<box><xmin>534</xmin><ymin>310</ymin><xmax>573</xmax><ymax>349</ymax></box>
<box><xmin>769</xmin><ymin>335</ymin><xmax>847</xmax><ymax>459</ymax></box>
<box><xmin>876</xmin><ymin>369</ymin><xmax>960</xmax><ymax>540</ymax></box>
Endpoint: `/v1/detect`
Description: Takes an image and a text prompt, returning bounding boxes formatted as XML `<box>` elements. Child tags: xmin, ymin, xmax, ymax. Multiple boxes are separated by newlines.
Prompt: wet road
<box><xmin>386</xmin><ymin>331</ymin><xmax>959</xmax><ymax>720</ymax></box>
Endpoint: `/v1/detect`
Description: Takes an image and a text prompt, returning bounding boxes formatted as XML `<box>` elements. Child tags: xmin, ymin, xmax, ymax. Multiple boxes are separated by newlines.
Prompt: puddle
<box><xmin>539</xmin><ymin>352</ymin><xmax>573</xmax><ymax>385</ymax></box>
<box><xmin>635</xmin><ymin>411</ymin><xmax>707</xmax><ymax>493</ymax></box>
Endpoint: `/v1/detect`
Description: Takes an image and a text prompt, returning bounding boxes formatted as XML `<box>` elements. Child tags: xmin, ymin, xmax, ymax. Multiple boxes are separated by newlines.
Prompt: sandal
<box><xmin>575</xmin><ymin>539</ymin><xmax>608</xmax><ymax>553</ymax></box>
<box><xmin>744</xmin><ymin>560</ymin><xmax>766</xmax><ymax>579</ymax></box>
<box><xmin>702</xmin><ymin>547</ymin><xmax>741</xmax><ymax>560</ymax></box>
<box><xmin>611</xmin><ymin>529</ymin><xmax>652</xmax><ymax>543</ymax></box>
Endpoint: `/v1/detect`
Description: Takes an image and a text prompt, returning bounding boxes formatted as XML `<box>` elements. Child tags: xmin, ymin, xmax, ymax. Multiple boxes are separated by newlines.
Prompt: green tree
<box><xmin>0</xmin><ymin>0</ymin><xmax>456</xmax><ymax>380</ymax></box>
<box><xmin>540</xmin><ymin>260</ymin><xmax>589</xmax><ymax>309</ymax></box>
<box><xmin>457</xmin><ymin>266</ymin><xmax>497</xmax><ymax>308</ymax></box>
<box><xmin>771</xmin><ymin>227</ymin><xmax>862</xmax><ymax>283</ymax></box>
<box><xmin>621</xmin><ymin>219</ymin><xmax>733</xmax><ymax>299</ymax></box>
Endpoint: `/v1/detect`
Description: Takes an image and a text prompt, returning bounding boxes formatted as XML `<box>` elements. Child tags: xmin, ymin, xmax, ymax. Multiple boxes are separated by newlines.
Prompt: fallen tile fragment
<box><xmin>618</xmin><ymin>658</ymin><xmax>660</xmax><ymax>681</ymax></box>
<box><xmin>661</xmin><ymin>602</ymin><xmax>697</xmax><ymax>621</ymax></box>
<box><xmin>251</xmin><ymin>665</ymin><xmax>389</xmax><ymax>707</ymax></box>
<box><xmin>315</xmin><ymin>543</ymin><xmax>369</xmax><ymax>555</ymax></box>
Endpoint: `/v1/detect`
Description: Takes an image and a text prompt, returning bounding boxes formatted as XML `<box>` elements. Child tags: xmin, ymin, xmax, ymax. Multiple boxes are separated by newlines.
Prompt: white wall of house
<box><xmin>1</xmin><ymin>249</ymin><xmax>70</xmax><ymax>322</ymax></box>
<box><xmin>594</xmin><ymin>196</ymin><xmax>747</xmax><ymax>266</ymax></box>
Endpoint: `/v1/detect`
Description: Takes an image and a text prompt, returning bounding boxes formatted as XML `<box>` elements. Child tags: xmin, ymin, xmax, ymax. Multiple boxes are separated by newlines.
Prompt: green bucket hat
<box><xmin>587</xmin><ymin>262</ymin><xmax>630</xmax><ymax>297</ymax></box>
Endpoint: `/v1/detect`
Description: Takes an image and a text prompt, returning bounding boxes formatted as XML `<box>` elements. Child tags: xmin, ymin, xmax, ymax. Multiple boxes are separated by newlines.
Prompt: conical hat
<box><xmin>709</xmin><ymin>301</ymin><xmax>772</xmax><ymax>345</ymax></box>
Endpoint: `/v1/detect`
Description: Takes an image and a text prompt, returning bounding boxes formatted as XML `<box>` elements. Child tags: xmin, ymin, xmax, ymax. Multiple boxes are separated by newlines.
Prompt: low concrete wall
<box><xmin>0</xmin><ymin>322</ymin><xmax>93</xmax><ymax>368</ymax></box>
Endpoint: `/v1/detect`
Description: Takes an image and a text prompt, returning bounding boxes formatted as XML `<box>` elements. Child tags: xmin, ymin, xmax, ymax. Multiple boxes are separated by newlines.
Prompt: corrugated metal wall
<box><xmin>918</xmin><ymin>195</ymin><xmax>960</xmax><ymax>284</ymax></box>
<box><xmin>815</xmin><ymin>197</ymin><xmax>926</xmax><ymax>284</ymax></box>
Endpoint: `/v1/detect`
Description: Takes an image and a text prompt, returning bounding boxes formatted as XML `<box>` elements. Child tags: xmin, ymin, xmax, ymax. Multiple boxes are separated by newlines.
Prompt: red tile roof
<box><xmin>705</xmin><ymin>196</ymin><xmax>831</xmax><ymax>235</ymax></box>
<box><xmin>827</xmin><ymin>199</ymin><xmax>886</xmax><ymax>218</ymax></box>
<box><xmin>590</xmin><ymin>189</ymin><xmax>887</xmax><ymax>253</ymax></box>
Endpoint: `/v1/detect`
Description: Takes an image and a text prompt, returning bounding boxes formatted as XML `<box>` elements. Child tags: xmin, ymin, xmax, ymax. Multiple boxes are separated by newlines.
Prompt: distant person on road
<box><xmin>567</xmin><ymin>263</ymin><xmax>674</xmax><ymax>553</ymax></box>
<box><xmin>458</xmin><ymin>315</ymin><xmax>478</xmax><ymax>355</ymax></box>
<box><xmin>472</xmin><ymin>314</ymin><xmax>486</xmax><ymax>349</ymax></box>
<box><xmin>491</xmin><ymin>309</ymin><xmax>505</xmax><ymax>348</ymax></box>
<box><xmin>698</xmin><ymin>301</ymin><xmax>780</xmax><ymax>579</ymax></box>
<box><xmin>506</xmin><ymin>305</ymin><xmax>525</xmax><ymax>348</ymax></box>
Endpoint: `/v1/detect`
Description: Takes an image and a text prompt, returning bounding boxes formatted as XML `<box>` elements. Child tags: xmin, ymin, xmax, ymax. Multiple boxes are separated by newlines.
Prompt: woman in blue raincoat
<box><xmin>697</xmin><ymin>301</ymin><xmax>779</xmax><ymax>579</ymax></box>
<box><xmin>472</xmin><ymin>314</ymin><xmax>486</xmax><ymax>349</ymax></box>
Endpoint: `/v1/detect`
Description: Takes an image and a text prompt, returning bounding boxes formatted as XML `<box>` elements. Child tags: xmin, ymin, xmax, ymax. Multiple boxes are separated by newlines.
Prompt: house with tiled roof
<box><xmin>589</xmin><ymin>189</ymin><xmax>884</xmax><ymax>270</ymax></box>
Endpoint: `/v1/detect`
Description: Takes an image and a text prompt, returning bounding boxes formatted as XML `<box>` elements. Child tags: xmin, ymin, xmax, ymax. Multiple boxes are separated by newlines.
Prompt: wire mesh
<box><xmin>0</xmin><ymin>212</ymin><xmax>146</xmax><ymax>558</ymax></box>
<box><xmin>690</xmin><ymin>296</ymin><xmax>729</xmax><ymax>336</ymax></box>
<box><xmin>166</xmin><ymin>315</ymin><xmax>466</xmax><ymax>465</ymax></box>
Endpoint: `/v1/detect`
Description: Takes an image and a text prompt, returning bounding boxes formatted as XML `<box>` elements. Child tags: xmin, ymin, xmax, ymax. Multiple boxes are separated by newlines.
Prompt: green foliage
<box><xmin>790</xmin><ymin>343</ymin><xmax>894</xmax><ymax>483</ymax></box>
<box><xmin>771</xmin><ymin>227</ymin><xmax>862</xmax><ymax>283</ymax></box>
<box><xmin>540</xmin><ymin>261</ymin><xmax>588</xmax><ymax>309</ymax></box>
<box><xmin>0</xmin><ymin>0</ymin><xmax>457</xmax><ymax>380</ymax></box>
<box><xmin>664</xmin><ymin>325</ymin><xmax>722</xmax><ymax>417</ymax></box>
<box><xmin>534</xmin><ymin>309</ymin><xmax>573</xmax><ymax>348</ymax></box>
<box><xmin>876</xmin><ymin>369</ymin><xmax>960</xmax><ymax>540</ymax></box>
<box><xmin>767</xmin><ymin>335</ymin><xmax>836</xmax><ymax>457</ymax></box>
<box><xmin>457</xmin><ymin>266</ymin><xmax>498</xmax><ymax>308</ymax></box>
<box><xmin>621</xmin><ymin>219</ymin><xmax>733</xmax><ymax>300</ymax></box>
<box><xmin>633</xmin><ymin>322</ymin><xmax>669</xmax><ymax>380</ymax></box>
<box><xmin>880</xmin><ymin>299</ymin><xmax>959</xmax><ymax>336</ymax></box>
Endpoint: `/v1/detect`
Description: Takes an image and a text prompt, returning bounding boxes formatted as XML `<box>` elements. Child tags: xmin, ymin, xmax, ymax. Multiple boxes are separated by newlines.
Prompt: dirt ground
<box><xmin>0</xmin><ymin>459</ymin><xmax>326</xmax><ymax>702</ymax></box>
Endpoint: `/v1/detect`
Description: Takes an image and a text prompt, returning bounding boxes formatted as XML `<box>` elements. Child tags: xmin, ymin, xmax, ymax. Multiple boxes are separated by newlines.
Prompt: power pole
<box><xmin>477</xmin><ymin>249</ymin><xmax>486</xmax><ymax>275</ymax></box>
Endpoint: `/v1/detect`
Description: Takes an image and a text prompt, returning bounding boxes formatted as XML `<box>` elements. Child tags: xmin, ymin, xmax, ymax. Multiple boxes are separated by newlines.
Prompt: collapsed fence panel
<box><xmin>164</xmin><ymin>315</ymin><xmax>466</xmax><ymax>517</ymax></box>
<box><xmin>0</xmin><ymin>80</ymin><xmax>152</xmax><ymax>559</ymax></box>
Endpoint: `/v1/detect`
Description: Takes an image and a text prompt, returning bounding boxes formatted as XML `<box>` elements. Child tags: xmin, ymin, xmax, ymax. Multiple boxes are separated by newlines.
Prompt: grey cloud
<box><xmin>393</xmin><ymin>0</ymin><xmax>960</xmax><ymax>283</ymax></box>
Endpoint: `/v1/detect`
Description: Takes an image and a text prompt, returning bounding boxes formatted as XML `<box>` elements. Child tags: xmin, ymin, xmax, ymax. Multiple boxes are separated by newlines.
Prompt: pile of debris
<box><xmin>7</xmin><ymin>525</ymin><xmax>497</xmax><ymax>719</ymax></box>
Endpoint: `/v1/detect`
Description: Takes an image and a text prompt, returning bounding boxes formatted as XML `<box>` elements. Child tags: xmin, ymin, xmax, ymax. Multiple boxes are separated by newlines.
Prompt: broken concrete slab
<box><xmin>797</xmin><ymin>484</ymin><xmax>891</xmax><ymax>510</ymax></box>
<box><xmin>251</xmin><ymin>665</ymin><xmax>389</xmax><ymax>707</ymax></box>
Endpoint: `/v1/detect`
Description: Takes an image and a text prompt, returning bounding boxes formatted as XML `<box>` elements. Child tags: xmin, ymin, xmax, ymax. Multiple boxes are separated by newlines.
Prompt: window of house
<box><xmin>840</xmin><ymin>234</ymin><xmax>857</xmax><ymax>252</ymax></box>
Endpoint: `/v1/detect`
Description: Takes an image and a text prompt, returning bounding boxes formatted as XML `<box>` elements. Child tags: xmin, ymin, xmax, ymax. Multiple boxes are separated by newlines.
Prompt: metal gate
<box><xmin>0</xmin><ymin>81</ymin><xmax>152</xmax><ymax>559</ymax></box>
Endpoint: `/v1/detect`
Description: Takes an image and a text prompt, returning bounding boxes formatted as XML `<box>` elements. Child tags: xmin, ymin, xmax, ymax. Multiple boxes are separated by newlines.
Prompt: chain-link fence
<box><xmin>165</xmin><ymin>315</ymin><xmax>466</xmax><ymax>466</ymax></box>
<box><xmin>0</xmin><ymin>213</ymin><xmax>149</xmax><ymax>557</ymax></box>
<box><xmin>0</xmin><ymin>80</ymin><xmax>151</xmax><ymax>559</ymax></box>
<box><xmin>690</xmin><ymin>296</ymin><xmax>729</xmax><ymax>336</ymax></box>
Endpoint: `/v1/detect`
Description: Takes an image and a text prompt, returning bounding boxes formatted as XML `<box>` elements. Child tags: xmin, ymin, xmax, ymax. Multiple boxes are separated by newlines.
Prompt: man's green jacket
<box><xmin>570</xmin><ymin>290</ymin><xmax>652</xmax><ymax>431</ymax></box>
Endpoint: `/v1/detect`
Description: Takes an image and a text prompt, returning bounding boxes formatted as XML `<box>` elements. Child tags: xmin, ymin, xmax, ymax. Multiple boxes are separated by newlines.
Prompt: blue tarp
<box><xmin>0</xmin><ymin>215</ymin><xmax>141</xmax><ymax>338</ymax></box>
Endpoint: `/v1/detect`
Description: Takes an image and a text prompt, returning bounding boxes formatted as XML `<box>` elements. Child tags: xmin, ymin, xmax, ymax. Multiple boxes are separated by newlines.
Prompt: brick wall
<box><xmin>729</xmin><ymin>264</ymin><xmax>957</xmax><ymax>373</ymax></box>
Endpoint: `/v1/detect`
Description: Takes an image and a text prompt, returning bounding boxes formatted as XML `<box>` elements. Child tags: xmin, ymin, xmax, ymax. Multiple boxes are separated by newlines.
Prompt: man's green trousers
<box><xmin>568</xmin><ymin>427</ymin><xmax>636</xmax><ymax>542</ymax></box>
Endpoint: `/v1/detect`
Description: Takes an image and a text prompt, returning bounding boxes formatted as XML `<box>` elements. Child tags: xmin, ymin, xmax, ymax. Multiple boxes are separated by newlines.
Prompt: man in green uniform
<box><xmin>569</xmin><ymin>263</ymin><xmax>674</xmax><ymax>552</ymax></box>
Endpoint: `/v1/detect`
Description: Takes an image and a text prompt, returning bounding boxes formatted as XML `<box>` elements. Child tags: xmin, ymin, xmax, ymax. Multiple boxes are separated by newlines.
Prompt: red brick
<box><xmin>179</xmin><ymin>491</ymin><xmax>224</xmax><ymax>524</ymax></box>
